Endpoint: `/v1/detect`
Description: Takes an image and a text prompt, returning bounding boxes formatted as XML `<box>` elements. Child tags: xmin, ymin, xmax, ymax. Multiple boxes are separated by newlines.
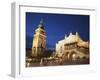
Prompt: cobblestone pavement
<box><xmin>26</xmin><ymin>58</ymin><xmax>89</xmax><ymax>67</ymax></box>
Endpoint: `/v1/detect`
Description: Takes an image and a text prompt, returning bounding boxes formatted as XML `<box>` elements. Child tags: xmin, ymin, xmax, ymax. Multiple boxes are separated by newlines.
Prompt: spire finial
<box><xmin>76</xmin><ymin>32</ymin><xmax>80</xmax><ymax>37</ymax></box>
<box><xmin>40</xmin><ymin>18</ymin><xmax>43</xmax><ymax>24</ymax></box>
<box><xmin>37</xmin><ymin>18</ymin><xmax>45</xmax><ymax>29</ymax></box>
<box><xmin>65</xmin><ymin>34</ymin><xmax>67</xmax><ymax>39</ymax></box>
<box><xmin>69</xmin><ymin>32</ymin><xmax>72</xmax><ymax>35</ymax></box>
<box><xmin>76</xmin><ymin>32</ymin><xmax>78</xmax><ymax>35</ymax></box>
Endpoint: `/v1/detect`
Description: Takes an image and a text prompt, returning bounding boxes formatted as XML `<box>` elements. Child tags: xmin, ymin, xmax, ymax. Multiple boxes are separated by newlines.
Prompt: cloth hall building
<box><xmin>56</xmin><ymin>32</ymin><xmax>89</xmax><ymax>60</ymax></box>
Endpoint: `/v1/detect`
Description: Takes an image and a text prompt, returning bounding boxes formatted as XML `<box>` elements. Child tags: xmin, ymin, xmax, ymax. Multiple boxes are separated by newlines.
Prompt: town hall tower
<box><xmin>32</xmin><ymin>19</ymin><xmax>46</xmax><ymax>57</ymax></box>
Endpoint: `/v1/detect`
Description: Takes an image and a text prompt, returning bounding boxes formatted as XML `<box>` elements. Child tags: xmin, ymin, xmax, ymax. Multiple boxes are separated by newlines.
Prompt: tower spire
<box><xmin>38</xmin><ymin>18</ymin><xmax>45</xmax><ymax>29</ymax></box>
<box><xmin>40</xmin><ymin>18</ymin><xmax>43</xmax><ymax>24</ymax></box>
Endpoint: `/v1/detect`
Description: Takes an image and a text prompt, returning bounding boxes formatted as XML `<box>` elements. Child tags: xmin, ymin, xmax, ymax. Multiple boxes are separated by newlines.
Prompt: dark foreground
<box><xmin>26</xmin><ymin>48</ymin><xmax>89</xmax><ymax>67</ymax></box>
<box><xmin>26</xmin><ymin>58</ymin><xmax>89</xmax><ymax>67</ymax></box>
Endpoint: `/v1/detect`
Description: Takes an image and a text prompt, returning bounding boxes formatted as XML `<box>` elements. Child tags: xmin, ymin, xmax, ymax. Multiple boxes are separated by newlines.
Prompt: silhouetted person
<box><xmin>40</xmin><ymin>58</ymin><xmax>48</xmax><ymax>66</ymax></box>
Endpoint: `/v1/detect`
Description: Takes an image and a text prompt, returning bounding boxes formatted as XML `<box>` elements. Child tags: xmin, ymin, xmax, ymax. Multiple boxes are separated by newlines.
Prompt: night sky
<box><xmin>26</xmin><ymin>12</ymin><xmax>89</xmax><ymax>49</ymax></box>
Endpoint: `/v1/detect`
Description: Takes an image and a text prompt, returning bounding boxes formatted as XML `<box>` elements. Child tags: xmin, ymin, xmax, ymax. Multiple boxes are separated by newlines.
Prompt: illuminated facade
<box><xmin>32</xmin><ymin>20</ymin><xmax>46</xmax><ymax>57</ymax></box>
<box><xmin>56</xmin><ymin>32</ymin><xmax>89</xmax><ymax>60</ymax></box>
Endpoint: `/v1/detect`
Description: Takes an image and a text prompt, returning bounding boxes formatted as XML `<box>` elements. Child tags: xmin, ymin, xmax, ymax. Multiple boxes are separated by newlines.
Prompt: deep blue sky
<box><xmin>26</xmin><ymin>12</ymin><xmax>89</xmax><ymax>49</ymax></box>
